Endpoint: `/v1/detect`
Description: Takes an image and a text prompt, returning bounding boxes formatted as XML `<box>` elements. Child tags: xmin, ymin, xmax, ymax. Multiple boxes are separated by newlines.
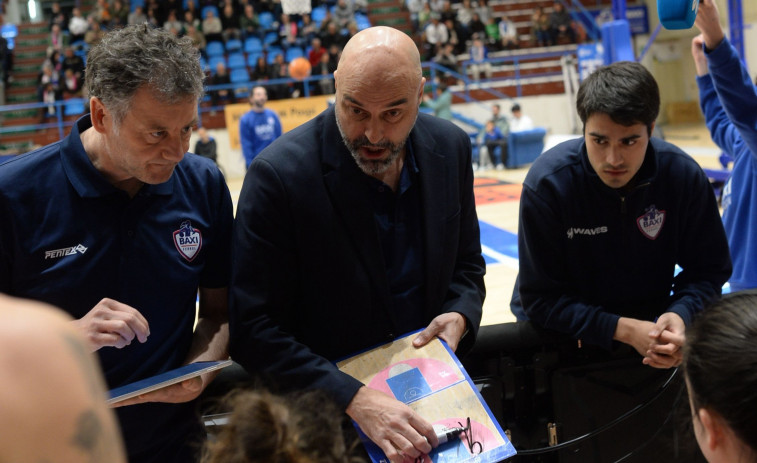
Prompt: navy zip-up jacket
<box><xmin>515</xmin><ymin>137</ymin><xmax>731</xmax><ymax>349</ymax></box>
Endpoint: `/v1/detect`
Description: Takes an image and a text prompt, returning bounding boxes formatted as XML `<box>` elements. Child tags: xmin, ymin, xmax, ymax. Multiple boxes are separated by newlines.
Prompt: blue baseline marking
<box><xmin>478</xmin><ymin>220</ymin><xmax>518</xmax><ymax>265</ymax></box>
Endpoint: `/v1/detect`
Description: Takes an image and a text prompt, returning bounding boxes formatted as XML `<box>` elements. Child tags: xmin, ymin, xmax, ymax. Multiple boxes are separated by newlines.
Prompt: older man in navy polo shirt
<box><xmin>0</xmin><ymin>26</ymin><xmax>233</xmax><ymax>463</ymax></box>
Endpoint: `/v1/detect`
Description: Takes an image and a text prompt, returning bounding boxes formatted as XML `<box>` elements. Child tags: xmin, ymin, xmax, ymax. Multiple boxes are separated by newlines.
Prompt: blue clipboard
<box><xmin>107</xmin><ymin>359</ymin><xmax>233</xmax><ymax>404</ymax></box>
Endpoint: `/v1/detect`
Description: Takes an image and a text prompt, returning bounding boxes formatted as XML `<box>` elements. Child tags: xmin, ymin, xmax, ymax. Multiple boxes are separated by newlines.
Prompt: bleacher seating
<box><xmin>258</xmin><ymin>12</ymin><xmax>276</xmax><ymax>32</ymax></box>
<box><xmin>64</xmin><ymin>98</ymin><xmax>87</xmax><ymax>117</ymax></box>
<box><xmin>246</xmin><ymin>52</ymin><xmax>263</xmax><ymax>68</ymax></box>
<box><xmin>225</xmin><ymin>39</ymin><xmax>242</xmax><ymax>53</ymax></box>
<box><xmin>206</xmin><ymin>41</ymin><xmax>225</xmax><ymax>58</ymax></box>
<box><xmin>230</xmin><ymin>68</ymin><xmax>251</xmax><ymax>98</ymax></box>
<box><xmin>285</xmin><ymin>47</ymin><xmax>304</xmax><ymax>62</ymax></box>
<box><xmin>202</xmin><ymin>5</ymin><xmax>219</xmax><ymax>19</ymax></box>
<box><xmin>208</xmin><ymin>55</ymin><xmax>227</xmax><ymax>73</ymax></box>
<box><xmin>227</xmin><ymin>52</ymin><xmax>246</xmax><ymax>70</ymax></box>
<box><xmin>244</xmin><ymin>37</ymin><xmax>263</xmax><ymax>54</ymax></box>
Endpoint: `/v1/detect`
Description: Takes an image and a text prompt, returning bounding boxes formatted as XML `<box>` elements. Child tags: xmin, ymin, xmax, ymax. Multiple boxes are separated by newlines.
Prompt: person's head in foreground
<box><xmin>333</xmin><ymin>26</ymin><xmax>425</xmax><ymax>178</ymax></box>
<box><xmin>576</xmin><ymin>61</ymin><xmax>659</xmax><ymax>190</ymax></box>
<box><xmin>684</xmin><ymin>290</ymin><xmax>757</xmax><ymax>463</ymax></box>
<box><xmin>201</xmin><ymin>389</ymin><xmax>365</xmax><ymax>463</ymax></box>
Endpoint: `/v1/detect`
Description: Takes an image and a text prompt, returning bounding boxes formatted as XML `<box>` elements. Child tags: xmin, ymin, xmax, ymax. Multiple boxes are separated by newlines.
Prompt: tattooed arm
<box><xmin>0</xmin><ymin>294</ymin><xmax>127</xmax><ymax>463</ymax></box>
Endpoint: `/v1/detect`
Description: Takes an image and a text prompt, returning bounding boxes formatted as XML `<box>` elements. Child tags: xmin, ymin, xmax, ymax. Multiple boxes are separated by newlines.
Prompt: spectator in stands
<box><xmin>328</xmin><ymin>43</ymin><xmax>342</xmax><ymax>67</ymax></box>
<box><xmin>532</xmin><ymin>6</ymin><xmax>553</xmax><ymax>47</ymax></box>
<box><xmin>433</xmin><ymin>42</ymin><xmax>459</xmax><ymax>78</ymax></box>
<box><xmin>456</xmin><ymin>0</ymin><xmax>475</xmax><ymax>34</ymax></box>
<box><xmin>49</xmin><ymin>23</ymin><xmax>67</xmax><ymax>53</ymax></box>
<box><xmin>128</xmin><ymin>6</ymin><xmax>148</xmax><ymax>25</ymax></box>
<box><xmin>480</xmin><ymin>120</ymin><xmax>506</xmax><ymax>169</ymax></box>
<box><xmin>48</xmin><ymin>2</ymin><xmax>68</xmax><ymax>32</ymax></box>
<box><xmin>160</xmin><ymin>0</ymin><xmax>184</xmax><ymax>24</ymax></box>
<box><xmin>183</xmin><ymin>10</ymin><xmax>202</xmax><ymax>35</ymax></box>
<box><xmin>344</xmin><ymin>21</ymin><xmax>360</xmax><ymax>43</ymax></box>
<box><xmin>239</xmin><ymin>4</ymin><xmax>261</xmax><ymax>39</ymax></box>
<box><xmin>423</xmin><ymin>81</ymin><xmax>453</xmax><ymax>120</ymax></box>
<box><xmin>417</xmin><ymin>2</ymin><xmax>432</xmax><ymax>32</ymax></box>
<box><xmin>37</xmin><ymin>63</ymin><xmax>60</xmax><ymax>98</ymax></box>
<box><xmin>314</xmin><ymin>52</ymin><xmax>336</xmax><ymax>95</ymax></box>
<box><xmin>320</xmin><ymin>21</ymin><xmax>346</xmax><ymax>51</ymax></box>
<box><xmin>185</xmin><ymin>0</ymin><xmax>200</xmax><ymax>24</ymax></box>
<box><xmin>84</xmin><ymin>18</ymin><xmax>105</xmax><ymax>47</ymax></box>
<box><xmin>145</xmin><ymin>7</ymin><xmax>161</xmax><ymax>28</ymax></box>
<box><xmin>194</xmin><ymin>127</ymin><xmax>218</xmax><ymax>164</ymax></box>
<box><xmin>203</xmin><ymin>8</ymin><xmax>224</xmax><ymax>43</ymax></box>
<box><xmin>683</xmin><ymin>291</ymin><xmax>757</xmax><ymax>463</ymax></box>
<box><xmin>251</xmin><ymin>55</ymin><xmax>271</xmax><ymax>82</ymax></box>
<box><xmin>484</xmin><ymin>16</ymin><xmax>500</xmax><ymax>50</ymax></box>
<box><xmin>499</xmin><ymin>15</ymin><xmax>519</xmax><ymax>50</ymax></box>
<box><xmin>278</xmin><ymin>14</ymin><xmax>299</xmax><ymax>49</ymax></box>
<box><xmin>0</xmin><ymin>32</ymin><xmax>11</xmax><ymax>88</ymax></box>
<box><xmin>440</xmin><ymin>1</ymin><xmax>456</xmax><ymax>24</ymax></box>
<box><xmin>308</xmin><ymin>37</ymin><xmax>327</xmax><ymax>68</ymax></box>
<box><xmin>444</xmin><ymin>19</ymin><xmax>463</xmax><ymax>54</ymax></box>
<box><xmin>91</xmin><ymin>0</ymin><xmax>112</xmax><ymax>28</ymax></box>
<box><xmin>185</xmin><ymin>24</ymin><xmax>207</xmax><ymax>52</ymax></box>
<box><xmin>428</xmin><ymin>0</ymin><xmax>444</xmax><ymax>14</ymax></box>
<box><xmin>111</xmin><ymin>0</ymin><xmax>130</xmax><ymax>28</ymax></box>
<box><xmin>42</xmin><ymin>49</ymin><xmax>63</xmax><ymax>77</ymax></box>
<box><xmin>163</xmin><ymin>10</ymin><xmax>184</xmax><ymax>36</ymax></box>
<box><xmin>510</xmin><ymin>103</ymin><xmax>534</xmax><ymax>132</ymax></box>
<box><xmin>693</xmin><ymin>0</ymin><xmax>757</xmax><ymax>292</ymax></box>
<box><xmin>299</xmin><ymin>14</ymin><xmax>318</xmax><ymax>44</ymax></box>
<box><xmin>269</xmin><ymin>53</ymin><xmax>292</xmax><ymax>99</ymax></box>
<box><xmin>477</xmin><ymin>103</ymin><xmax>508</xmax><ymax>168</ymax></box>
<box><xmin>476</xmin><ymin>0</ymin><xmax>492</xmax><ymax>25</ymax></box>
<box><xmin>550</xmin><ymin>2</ymin><xmax>576</xmax><ymax>44</ymax></box>
<box><xmin>221</xmin><ymin>4</ymin><xmax>242</xmax><ymax>42</ymax></box>
<box><xmin>39</xmin><ymin>81</ymin><xmax>60</xmax><ymax>120</ymax></box>
<box><xmin>68</xmin><ymin>8</ymin><xmax>89</xmax><ymax>44</ymax></box>
<box><xmin>208</xmin><ymin>61</ymin><xmax>232</xmax><ymax>107</ymax></box>
<box><xmin>423</xmin><ymin>13</ymin><xmax>448</xmax><ymax>60</ymax></box>
<box><xmin>61</xmin><ymin>68</ymin><xmax>82</xmax><ymax>99</ymax></box>
<box><xmin>200</xmin><ymin>390</ymin><xmax>364</xmax><ymax>463</ymax></box>
<box><xmin>468</xmin><ymin>13</ymin><xmax>486</xmax><ymax>40</ymax></box>
<box><xmin>333</xmin><ymin>0</ymin><xmax>355</xmax><ymax>29</ymax></box>
<box><xmin>239</xmin><ymin>86</ymin><xmax>282</xmax><ymax>167</ymax></box>
<box><xmin>407</xmin><ymin>0</ymin><xmax>424</xmax><ymax>33</ymax></box>
<box><xmin>62</xmin><ymin>46</ymin><xmax>85</xmax><ymax>81</ymax></box>
<box><xmin>468</xmin><ymin>36</ymin><xmax>492</xmax><ymax>82</ymax></box>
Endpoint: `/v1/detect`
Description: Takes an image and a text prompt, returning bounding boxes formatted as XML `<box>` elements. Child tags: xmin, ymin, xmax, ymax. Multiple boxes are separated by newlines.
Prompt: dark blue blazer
<box><xmin>229</xmin><ymin>106</ymin><xmax>485</xmax><ymax>407</ymax></box>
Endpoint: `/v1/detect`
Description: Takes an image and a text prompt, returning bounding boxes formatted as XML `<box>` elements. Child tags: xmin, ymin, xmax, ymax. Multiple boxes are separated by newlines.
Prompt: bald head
<box><xmin>335</xmin><ymin>26</ymin><xmax>422</xmax><ymax>90</ymax></box>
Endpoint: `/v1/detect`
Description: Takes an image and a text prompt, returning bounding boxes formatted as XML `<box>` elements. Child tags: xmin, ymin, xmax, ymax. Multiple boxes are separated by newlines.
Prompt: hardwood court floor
<box><xmin>226</xmin><ymin>123</ymin><xmax>721</xmax><ymax>328</ymax></box>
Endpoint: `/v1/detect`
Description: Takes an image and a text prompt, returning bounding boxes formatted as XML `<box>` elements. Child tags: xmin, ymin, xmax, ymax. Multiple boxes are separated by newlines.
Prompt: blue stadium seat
<box><xmin>202</xmin><ymin>5</ymin><xmax>219</xmax><ymax>19</ymax></box>
<box><xmin>247</xmin><ymin>52</ymin><xmax>263</xmax><ymax>68</ymax></box>
<box><xmin>225</xmin><ymin>38</ymin><xmax>242</xmax><ymax>52</ymax></box>
<box><xmin>205</xmin><ymin>41</ymin><xmax>225</xmax><ymax>57</ymax></box>
<box><xmin>227</xmin><ymin>52</ymin><xmax>246</xmax><ymax>70</ymax></box>
<box><xmin>183</xmin><ymin>0</ymin><xmax>198</xmax><ymax>9</ymax></box>
<box><xmin>230</xmin><ymin>68</ymin><xmax>251</xmax><ymax>98</ymax></box>
<box><xmin>244</xmin><ymin>36</ymin><xmax>264</xmax><ymax>54</ymax></box>
<box><xmin>285</xmin><ymin>47</ymin><xmax>304</xmax><ymax>62</ymax></box>
<box><xmin>263</xmin><ymin>31</ymin><xmax>278</xmax><ymax>46</ymax></box>
<box><xmin>355</xmin><ymin>13</ymin><xmax>371</xmax><ymax>30</ymax></box>
<box><xmin>64</xmin><ymin>98</ymin><xmax>87</xmax><ymax>116</ymax></box>
<box><xmin>311</xmin><ymin>6</ymin><xmax>327</xmax><ymax>25</ymax></box>
<box><xmin>266</xmin><ymin>47</ymin><xmax>283</xmax><ymax>64</ymax></box>
<box><xmin>208</xmin><ymin>55</ymin><xmax>227</xmax><ymax>73</ymax></box>
<box><xmin>199</xmin><ymin>56</ymin><xmax>210</xmax><ymax>73</ymax></box>
<box><xmin>258</xmin><ymin>12</ymin><xmax>276</xmax><ymax>31</ymax></box>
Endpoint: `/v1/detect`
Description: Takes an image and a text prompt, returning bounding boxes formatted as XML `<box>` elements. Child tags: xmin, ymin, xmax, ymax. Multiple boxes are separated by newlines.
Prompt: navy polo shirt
<box><xmin>0</xmin><ymin>115</ymin><xmax>233</xmax><ymax>462</ymax></box>
<box><xmin>367</xmin><ymin>145</ymin><xmax>426</xmax><ymax>333</ymax></box>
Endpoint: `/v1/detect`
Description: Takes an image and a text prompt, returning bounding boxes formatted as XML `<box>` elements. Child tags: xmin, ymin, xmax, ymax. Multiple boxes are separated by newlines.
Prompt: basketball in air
<box><xmin>288</xmin><ymin>57</ymin><xmax>312</xmax><ymax>80</ymax></box>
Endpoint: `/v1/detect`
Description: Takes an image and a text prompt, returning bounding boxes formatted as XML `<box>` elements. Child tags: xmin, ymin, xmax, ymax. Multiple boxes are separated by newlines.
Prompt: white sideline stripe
<box><xmin>481</xmin><ymin>244</ymin><xmax>519</xmax><ymax>269</ymax></box>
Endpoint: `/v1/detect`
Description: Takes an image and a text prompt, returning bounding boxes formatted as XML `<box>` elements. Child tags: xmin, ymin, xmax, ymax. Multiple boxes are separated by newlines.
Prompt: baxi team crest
<box><xmin>173</xmin><ymin>220</ymin><xmax>202</xmax><ymax>262</ymax></box>
<box><xmin>637</xmin><ymin>205</ymin><xmax>665</xmax><ymax>240</ymax></box>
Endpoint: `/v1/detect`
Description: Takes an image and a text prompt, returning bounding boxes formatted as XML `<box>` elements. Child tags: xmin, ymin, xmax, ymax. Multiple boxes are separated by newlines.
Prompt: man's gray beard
<box><xmin>335</xmin><ymin>113</ymin><xmax>408</xmax><ymax>176</ymax></box>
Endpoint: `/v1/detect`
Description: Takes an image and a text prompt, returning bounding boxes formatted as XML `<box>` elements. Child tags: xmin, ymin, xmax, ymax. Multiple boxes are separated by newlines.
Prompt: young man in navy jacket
<box><xmin>512</xmin><ymin>61</ymin><xmax>731</xmax><ymax>369</ymax></box>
